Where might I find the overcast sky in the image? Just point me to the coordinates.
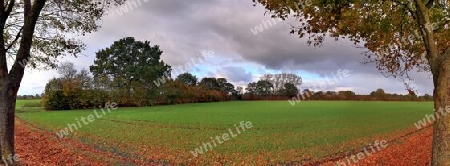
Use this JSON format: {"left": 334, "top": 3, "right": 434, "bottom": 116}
{"left": 19, "top": 0, "right": 434, "bottom": 95}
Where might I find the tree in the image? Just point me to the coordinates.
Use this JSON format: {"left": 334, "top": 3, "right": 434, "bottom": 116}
{"left": 0, "top": 1, "right": 126, "bottom": 164}
{"left": 370, "top": 88, "right": 386, "bottom": 100}
{"left": 338, "top": 90, "right": 356, "bottom": 100}
{"left": 252, "top": 0, "right": 449, "bottom": 163}
{"left": 339, "top": 91, "right": 356, "bottom": 96}
{"left": 423, "top": 93, "right": 433, "bottom": 100}
{"left": 234, "top": 86, "right": 244, "bottom": 100}
{"left": 76, "top": 69, "right": 93, "bottom": 90}
{"left": 222, "top": 82, "right": 236, "bottom": 95}
{"left": 160, "top": 80, "right": 184, "bottom": 104}
{"left": 216, "top": 78, "right": 235, "bottom": 95}
{"left": 280, "top": 83, "right": 299, "bottom": 97}
{"left": 199, "top": 77, "right": 220, "bottom": 91}
{"left": 217, "top": 78, "right": 228, "bottom": 85}
{"left": 236, "top": 86, "right": 244, "bottom": 95}
{"left": 90, "top": 37, "right": 171, "bottom": 104}
{"left": 175, "top": 73, "right": 198, "bottom": 86}
{"left": 56, "top": 62, "right": 92, "bottom": 95}
{"left": 57, "top": 62, "right": 78, "bottom": 80}
{"left": 325, "top": 91, "right": 337, "bottom": 96}
{"left": 245, "top": 82, "right": 257, "bottom": 95}
{"left": 261, "top": 73, "right": 302, "bottom": 93}
{"left": 42, "top": 62, "right": 107, "bottom": 110}
{"left": 302, "top": 89, "right": 313, "bottom": 99}
{"left": 256, "top": 80, "right": 274, "bottom": 96}
{"left": 42, "top": 78, "right": 70, "bottom": 110}
{"left": 313, "top": 91, "right": 325, "bottom": 100}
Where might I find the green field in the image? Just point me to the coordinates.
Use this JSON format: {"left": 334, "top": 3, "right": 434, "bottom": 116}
{"left": 15, "top": 99, "right": 41, "bottom": 108}
{"left": 16, "top": 100, "right": 433, "bottom": 165}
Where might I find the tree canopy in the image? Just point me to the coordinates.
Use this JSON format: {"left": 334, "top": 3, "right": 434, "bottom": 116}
{"left": 2, "top": 0, "right": 127, "bottom": 70}
{"left": 90, "top": 37, "right": 171, "bottom": 91}
{"left": 176, "top": 73, "right": 198, "bottom": 86}
{"left": 252, "top": 0, "right": 449, "bottom": 78}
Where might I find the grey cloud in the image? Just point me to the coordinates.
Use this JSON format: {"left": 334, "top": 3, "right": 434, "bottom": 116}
{"left": 19, "top": 0, "right": 434, "bottom": 94}
{"left": 218, "top": 66, "right": 253, "bottom": 83}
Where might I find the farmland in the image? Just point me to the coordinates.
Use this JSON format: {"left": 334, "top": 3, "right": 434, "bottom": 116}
{"left": 16, "top": 100, "right": 433, "bottom": 165}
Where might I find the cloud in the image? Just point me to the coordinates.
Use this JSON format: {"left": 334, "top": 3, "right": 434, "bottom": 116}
{"left": 18, "top": 0, "right": 433, "bottom": 95}
{"left": 218, "top": 66, "right": 253, "bottom": 83}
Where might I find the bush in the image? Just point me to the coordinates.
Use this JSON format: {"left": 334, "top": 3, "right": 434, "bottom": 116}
{"left": 43, "top": 91, "right": 70, "bottom": 110}
{"left": 43, "top": 89, "right": 111, "bottom": 110}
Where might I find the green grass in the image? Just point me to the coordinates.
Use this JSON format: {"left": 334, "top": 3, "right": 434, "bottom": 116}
{"left": 16, "top": 99, "right": 41, "bottom": 108}
{"left": 15, "top": 99, "right": 43, "bottom": 113}
{"left": 16, "top": 100, "right": 433, "bottom": 164}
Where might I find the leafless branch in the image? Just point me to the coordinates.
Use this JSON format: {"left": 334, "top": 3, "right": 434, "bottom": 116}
{"left": 4, "top": 26, "right": 22, "bottom": 52}
{"left": 5, "top": 0, "right": 15, "bottom": 15}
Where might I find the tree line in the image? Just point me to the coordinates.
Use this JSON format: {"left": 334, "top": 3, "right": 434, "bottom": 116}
{"left": 42, "top": 37, "right": 238, "bottom": 110}
{"left": 17, "top": 94, "right": 42, "bottom": 100}
{"left": 41, "top": 37, "right": 433, "bottom": 110}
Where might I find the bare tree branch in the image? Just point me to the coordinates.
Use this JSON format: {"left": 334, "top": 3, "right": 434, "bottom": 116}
{"left": 9, "top": 0, "right": 46, "bottom": 80}
{"left": 5, "top": 0, "right": 15, "bottom": 16}
{"left": 4, "top": 26, "right": 22, "bottom": 52}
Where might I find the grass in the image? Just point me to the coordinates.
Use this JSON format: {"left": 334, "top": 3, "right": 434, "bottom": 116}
{"left": 16, "top": 100, "right": 433, "bottom": 164}
{"left": 16, "top": 99, "right": 41, "bottom": 108}
{"left": 15, "top": 99, "right": 43, "bottom": 112}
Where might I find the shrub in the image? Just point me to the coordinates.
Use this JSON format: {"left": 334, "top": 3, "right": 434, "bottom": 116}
{"left": 43, "top": 91, "right": 70, "bottom": 110}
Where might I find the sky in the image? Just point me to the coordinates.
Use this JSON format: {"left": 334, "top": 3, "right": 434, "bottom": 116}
{"left": 18, "top": 0, "right": 434, "bottom": 95}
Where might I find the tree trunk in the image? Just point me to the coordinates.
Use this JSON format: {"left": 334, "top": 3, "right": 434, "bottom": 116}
{"left": 0, "top": 78, "right": 17, "bottom": 165}
{"left": 0, "top": 1, "right": 46, "bottom": 165}
{"left": 431, "top": 49, "right": 450, "bottom": 165}
{"left": 412, "top": 0, "right": 450, "bottom": 164}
